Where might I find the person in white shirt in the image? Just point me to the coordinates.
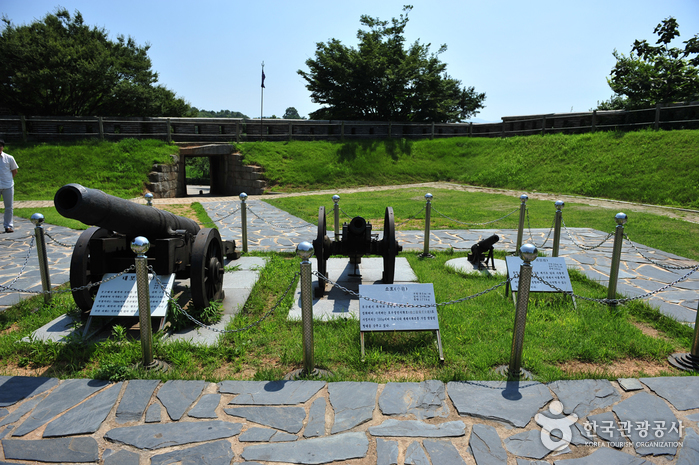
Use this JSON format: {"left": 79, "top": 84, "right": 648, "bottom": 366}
{"left": 0, "top": 140, "right": 19, "bottom": 233}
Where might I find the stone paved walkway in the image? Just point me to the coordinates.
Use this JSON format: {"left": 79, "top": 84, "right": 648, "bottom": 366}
{"left": 1, "top": 191, "right": 699, "bottom": 463}
{"left": 0, "top": 375, "right": 698, "bottom": 464}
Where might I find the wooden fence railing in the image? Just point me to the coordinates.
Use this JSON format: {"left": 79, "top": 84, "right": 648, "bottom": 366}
{"left": 1, "top": 103, "right": 697, "bottom": 143}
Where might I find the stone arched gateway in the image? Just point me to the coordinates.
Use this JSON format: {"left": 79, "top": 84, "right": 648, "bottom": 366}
{"left": 147, "top": 144, "right": 267, "bottom": 198}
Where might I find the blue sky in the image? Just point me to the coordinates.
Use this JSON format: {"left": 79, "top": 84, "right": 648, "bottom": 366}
{"left": 2, "top": 0, "right": 698, "bottom": 122}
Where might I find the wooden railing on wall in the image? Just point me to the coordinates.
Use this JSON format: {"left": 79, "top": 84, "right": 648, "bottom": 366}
{"left": 1, "top": 103, "right": 697, "bottom": 143}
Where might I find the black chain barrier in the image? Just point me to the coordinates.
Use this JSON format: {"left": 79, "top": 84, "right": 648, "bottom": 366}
{"left": 151, "top": 267, "right": 299, "bottom": 334}
{"left": 561, "top": 219, "right": 614, "bottom": 251}
{"left": 526, "top": 208, "right": 555, "bottom": 248}
{"left": 43, "top": 231, "right": 75, "bottom": 248}
{"left": 246, "top": 206, "right": 314, "bottom": 231}
{"left": 200, "top": 205, "right": 241, "bottom": 227}
{"left": 623, "top": 234, "right": 697, "bottom": 270}
{"left": 313, "top": 271, "right": 510, "bottom": 308}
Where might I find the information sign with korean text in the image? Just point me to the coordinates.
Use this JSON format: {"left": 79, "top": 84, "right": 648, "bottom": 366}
{"left": 505, "top": 256, "right": 573, "bottom": 293}
{"left": 358, "top": 283, "right": 439, "bottom": 332}
{"left": 90, "top": 273, "right": 175, "bottom": 318}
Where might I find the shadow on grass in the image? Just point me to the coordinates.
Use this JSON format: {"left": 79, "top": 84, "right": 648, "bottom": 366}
{"left": 338, "top": 138, "right": 413, "bottom": 163}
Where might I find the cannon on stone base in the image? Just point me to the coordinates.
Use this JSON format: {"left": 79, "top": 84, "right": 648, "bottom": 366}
{"left": 54, "top": 183, "right": 238, "bottom": 316}
{"left": 467, "top": 234, "right": 499, "bottom": 270}
{"left": 313, "top": 206, "right": 402, "bottom": 297}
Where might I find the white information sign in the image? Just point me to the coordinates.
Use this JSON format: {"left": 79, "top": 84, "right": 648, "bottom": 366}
{"left": 90, "top": 273, "right": 175, "bottom": 318}
{"left": 505, "top": 256, "right": 573, "bottom": 293}
{"left": 358, "top": 283, "right": 439, "bottom": 332}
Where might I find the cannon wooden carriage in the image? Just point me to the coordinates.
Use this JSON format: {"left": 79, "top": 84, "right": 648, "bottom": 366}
{"left": 313, "top": 206, "right": 402, "bottom": 297}
{"left": 54, "top": 183, "right": 238, "bottom": 317}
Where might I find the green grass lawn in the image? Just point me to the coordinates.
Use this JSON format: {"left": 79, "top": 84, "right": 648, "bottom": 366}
{"left": 0, "top": 250, "right": 692, "bottom": 382}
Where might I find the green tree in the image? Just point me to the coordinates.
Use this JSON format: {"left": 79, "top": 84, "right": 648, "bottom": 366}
{"left": 282, "top": 107, "right": 304, "bottom": 119}
{"left": 602, "top": 17, "right": 699, "bottom": 109}
{"left": 298, "top": 6, "right": 485, "bottom": 122}
{"left": 0, "top": 8, "right": 191, "bottom": 116}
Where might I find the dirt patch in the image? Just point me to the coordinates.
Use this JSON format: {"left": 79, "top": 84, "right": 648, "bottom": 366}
{"left": 0, "top": 322, "right": 19, "bottom": 336}
{"left": 557, "top": 359, "right": 680, "bottom": 377}
{"left": 159, "top": 204, "right": 201, "bottom": 224}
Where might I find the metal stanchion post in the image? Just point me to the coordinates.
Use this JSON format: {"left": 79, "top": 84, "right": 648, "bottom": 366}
{"left": 607, "top": 212, "right": 627, "bottom": 306}
{"left": 299, "top": 242, "right": 314, "bottom": 374}
{"left": 515, "top": 194, "right": 528, "bottom": 254}
{"left": 419, "top": 193, "right": 434, "bottom": 258}
{"left": 132, "top": 237, "right": 153, "bottom": 367}
{"left": 333, "top": 195, "right": 340, "bottom": 242}
{"left": 496, "top": 243, "right": 537, "bottom": 380}
{"left": 668, "top": 299, "right": 699, "bottom": 371}
{"left": 145, "top": 192, "right": 153, "bottom": 207}
{"left": 284, "top": 242, "right": 331, "bottom": 380}
{"left": 552, "top": 200, "right": 564, "bottom": 257}
{"left": 240, "top": 192, "right": 248, "bottom": 253}
{"left": 31, "top": 213, "right": 52, "bottom": 305}
{"left": 131, "top": 236, "right": 168, "bottom": 372}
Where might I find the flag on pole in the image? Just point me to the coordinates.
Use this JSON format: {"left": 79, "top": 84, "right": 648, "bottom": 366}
{"left": 261, "top": 68, "right": 266, "bottom": 88}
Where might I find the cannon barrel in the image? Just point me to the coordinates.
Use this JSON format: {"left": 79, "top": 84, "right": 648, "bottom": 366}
{"left": 54, "top": 183, "right": 200, "bottom": 238}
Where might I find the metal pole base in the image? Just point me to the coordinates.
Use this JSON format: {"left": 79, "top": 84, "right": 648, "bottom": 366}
{"left": 668, "top": 353, "right": 699, "bottom": 372}
{"left": 494, "top": 365, "right": 533, "bottom": 381}
{"left": 283, "top": 367, "right": 333, "bottom": 381}
{"left": 134, "top": 359, "right": 170, "bottom": 373}
{"left": 418, "top": 253, "right": 435, "bottom": 259}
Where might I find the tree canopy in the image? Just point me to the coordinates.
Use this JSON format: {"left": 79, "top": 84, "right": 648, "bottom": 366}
{"left": 282, "top": 107, "right": 304, "bottom": 119}
{"left": 599, "top": 17, "right": 699, "bottom": 110}
{"left": 0, "top": 8, "right": 191, "bottom": 117}
{"left": 297, "top": 6, "right": 485, "bottom": 122}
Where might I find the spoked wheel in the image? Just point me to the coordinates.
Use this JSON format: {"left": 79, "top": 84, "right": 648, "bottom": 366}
{"left": 70, "top": 227, "right": 112, "bottom": 318}
{"left": 382, "top": 207, "right": 399, "bottom": 284}
{"left": 191, "top": 228, "right": 225, "bottom": 309}
{"left": 313, "top": 206, "right": 329, "bottom": 298}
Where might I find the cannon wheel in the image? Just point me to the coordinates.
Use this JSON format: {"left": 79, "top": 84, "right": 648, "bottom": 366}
{"left": 191, "top": 228, "right": 225, "bottom": 309}
{"left": 313, "top": 206, "right": 328, "bottom": 298}
{"left": 70, "top": 226, "right": 112, "bottom": 317}
{"left": 382, "top": 207, "right": 398, "bottom": 284}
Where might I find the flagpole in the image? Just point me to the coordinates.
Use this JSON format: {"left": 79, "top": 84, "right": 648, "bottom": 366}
{"left": 260, "top": 61, "right": 264, "bottom": 142}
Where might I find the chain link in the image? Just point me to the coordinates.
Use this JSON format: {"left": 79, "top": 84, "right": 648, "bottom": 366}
{"left": 431, "top": 206, "right": 519, "bottom": 227}
{"left": 1, "top": 236, "right": 35, "bottom": 290}
{"left": 530, "top": 266, "right": 699, "bottom": 306}
{"left": 202, "top": 205, "right": 241, "bottom": 226}
{"left": 339, "top": 207, "right": 355, "bottom": 220}
{"left": 0, "top": 265, "right": 136, "bottom": 295}
{"left": 623, "top": 234, "right": 697, "bottom": 270}
{"left": 151, "top": 267, "right": 299, "bottom": 334}
{"left": 525, "top": 208, "right": 555, "bottom": 248}
{"left": 393, "top": 205, "right": 427, "bottom": 228}
{"left": 313, "top": 271, "right": 510, "bottom": 307}
{"left": 246, "top": 206, "right": 313, "bottom": 231}
{"left": 561, "top": 220, "right": 614, "bottom": 251}
{"left": 43, "top": 231, "right": 75, "bottom": 248}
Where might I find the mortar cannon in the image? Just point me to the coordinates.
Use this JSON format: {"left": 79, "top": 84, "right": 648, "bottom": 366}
{"left": 54, "top": 183, "right": 238, "bottom": 316}
{"left": 467, "top": 234, "right": 499, "bottom": 270}
{"left": 313, "top": 206, "right": 402, "bottom": 297}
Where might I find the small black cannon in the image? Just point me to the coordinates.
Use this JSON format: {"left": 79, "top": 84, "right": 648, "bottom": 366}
{"left": 313, "top": 206, "right": 402, "bottom": 297}
{"left": 467, "top": 234, "right": 499, "bottom": 270}
{"left": 54, "top": 183, "right": 238, "bottom": 316}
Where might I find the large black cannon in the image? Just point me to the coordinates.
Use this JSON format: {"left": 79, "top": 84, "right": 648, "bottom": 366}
{"left": 313, "top": 206, "right": 402, "bottom": 297}
{"left": 54, "top": 183, "right": 238, "bottom": 316}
